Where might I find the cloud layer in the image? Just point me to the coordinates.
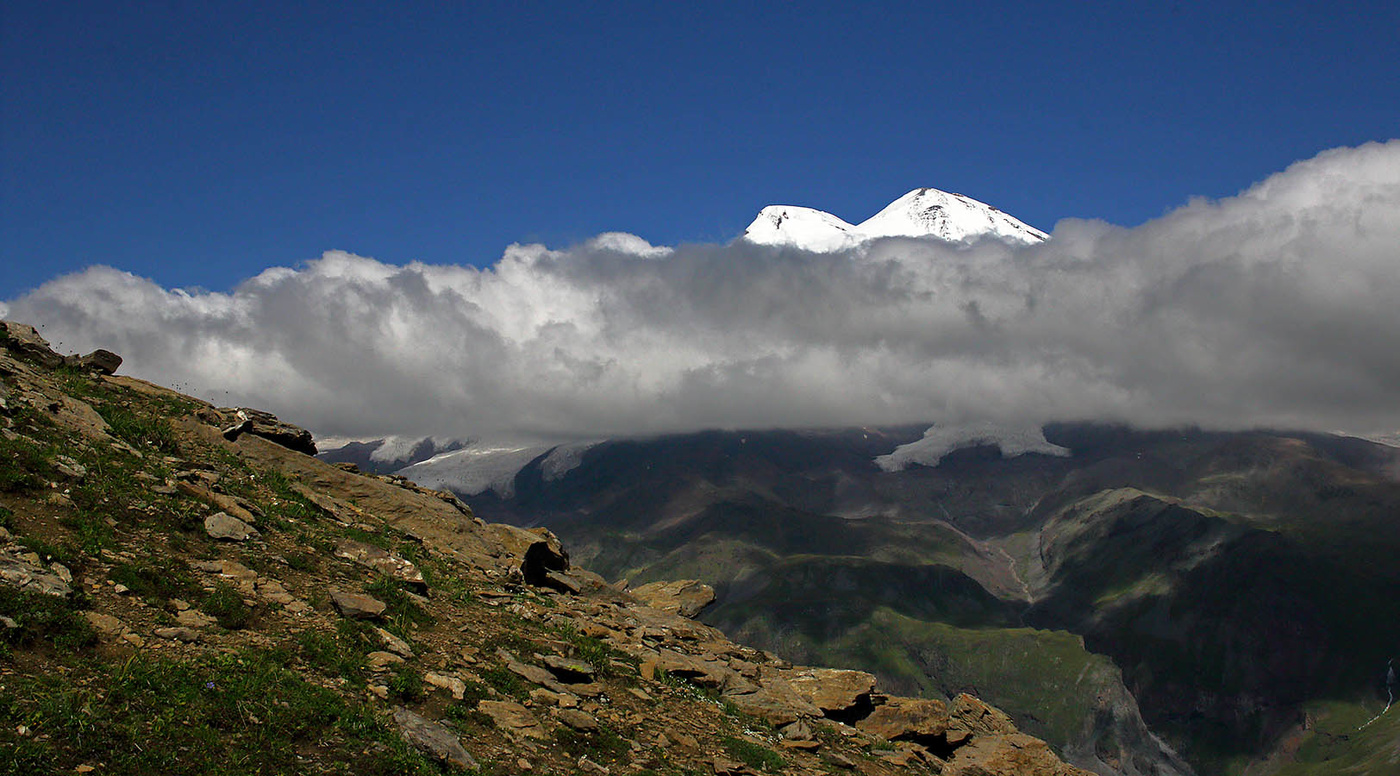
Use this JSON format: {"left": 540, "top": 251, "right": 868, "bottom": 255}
{"left": 6, "top": 142, "right": 1400, "bottom": 443}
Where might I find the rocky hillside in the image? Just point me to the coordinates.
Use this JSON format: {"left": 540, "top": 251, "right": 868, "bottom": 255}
{"left": 0, "top": 318, "right": 1088, "bottom": 776}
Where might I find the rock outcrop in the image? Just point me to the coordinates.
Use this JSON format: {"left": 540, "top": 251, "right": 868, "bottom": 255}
{"left": 629, "top": 578, "right": 716, "bottom": 617}
{"left": 220, "top": 407, "right": 318, "bottom": 456}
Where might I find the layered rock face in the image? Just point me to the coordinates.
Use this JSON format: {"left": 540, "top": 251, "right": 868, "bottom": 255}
{"left": 0, "top": 319, "right": 1088, "bottom": 775}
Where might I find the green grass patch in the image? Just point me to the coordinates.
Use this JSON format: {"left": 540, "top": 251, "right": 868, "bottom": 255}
{"left": 720, "top": 736, "right": 785, "bottom": 772}
{"left": 554, "top": 723, "right": 630, "bottom": 765}
{"left": 109, "top": 558, "right": 200, "bottom": 606}
{"left": 200, "top": 582, "right": 253, "bottom": 630}
{"left": 95, "top": 403, "right": 179, "bottom": 455}
{"left": 57, "top": 512, "right": 113, "bottom": 557}
{"left": 0, "top": 433, "right": 51, "bottom": 492}
{"left": 0, "top": 648, "right": 448, "bottom": 775}
{"left": 479, "top": 664, "right": 531, "bottom": 701}
{"left": 0, "top": 586, "right": 96, "bottom": 653}
{"left": 387, "top": 664, "right": 425, "bottom": 702}
{"left": 296, "top": 621, "right": 376, "bottom": 684}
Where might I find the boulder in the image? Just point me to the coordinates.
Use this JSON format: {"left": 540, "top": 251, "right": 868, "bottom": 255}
{"left": 221, "top": 408, "right": 317, "bottom": 456}
{"left": 629, "top": 579, "right": 715, "bottom": 618}
{"left": 722, "top": 667, "right": 822, "bottom": 726}
{"left": 784, "top": 667, "right": 876, "bottom": 718}
{"left": 63, "top": 349, "right": 122, "bottom": 375}
{"left": 83, "top": 612, "right": 143, "bottom": 646}
{"left": 329, "top": 589, "right": 387, "bottom": 619}
{"left": 542, "top": 655, "right": 596, "bottom": 683}
{"left": 948, "top": 692, "right": 1017, "bottom": 736}
{"left": 204, "top": 511, "right": 260, "bottom": 541}
{"left": 855, "top": 697, "right": 954, "bottom": 743}
{"left": 176, "top": 610, "right": 217, "bottom": 629}
{"left": 490, "top": 523, "right": 569, "bottom": 586}
{"left": 154, "top": 626, "right": 202, "bottom": 643}
{"left": 943, "top": 732, "right": 1094, "bottom": 776}
{"left": 368, "top": 651, "right": 405, "bottom": 669}
{"left": 393, "top": 707, "right": 478, "bottom": 770}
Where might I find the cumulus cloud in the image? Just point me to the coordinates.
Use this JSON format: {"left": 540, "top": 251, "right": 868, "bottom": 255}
{"left": 6, "top": 142, "right": 1400, "bottom": 443}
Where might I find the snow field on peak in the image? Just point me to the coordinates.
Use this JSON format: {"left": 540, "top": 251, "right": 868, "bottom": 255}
{"left": 741, "top": 187, "right": 1048, "bottom": 252}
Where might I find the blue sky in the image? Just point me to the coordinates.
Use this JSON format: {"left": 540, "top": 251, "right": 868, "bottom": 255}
{"left": 3, "top": 0, "right": 1398, "bottom": 300}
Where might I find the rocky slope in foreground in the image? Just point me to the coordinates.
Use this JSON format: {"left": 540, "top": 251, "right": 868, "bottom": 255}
{"left": 0, "top": 318, "right": 1088, "bottom": 776}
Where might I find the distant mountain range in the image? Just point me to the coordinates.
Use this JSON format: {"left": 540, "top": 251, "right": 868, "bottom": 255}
{"left": 329, "top": 423, "right": 1400, "bottom": 776}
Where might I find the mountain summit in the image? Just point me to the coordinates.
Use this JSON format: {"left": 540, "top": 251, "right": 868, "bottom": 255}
{"left": 741, "top": 187, "right": 1048, "bottom": 251}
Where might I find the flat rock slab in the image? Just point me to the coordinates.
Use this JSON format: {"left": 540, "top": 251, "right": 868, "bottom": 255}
{"left": 542, "top": 654, "right": 596, "bottom": 683}
{"left": 478, "top": 700, "right": 547, "bottom": 739}
{"left": 856, "top": 697, "right": 952, "bottom": 742}
{"left": 784, "top": 667, "right": 876, "bottom": 715}
{"left": 154, "top": 626, "right": 203, "bottom": 643}
{"left": 424, "top": 672, "right": 466, "bottom": 700}
{"left": 393, "top": 707, "right": 478, "bottom": 770}
{"left": 204, "top": 511, "right": 260, "bottom": 541}
{"left": 330, "top": 589, "right": 386, "bottom": 619}
{"left": 629, "top": 579, "right": 715, "bottom": 618}
{"left": 0, "top": 551, "right": 73, "bottom": 597}
{"left": 556, "top": 708, "right": 599, "bottom": 731}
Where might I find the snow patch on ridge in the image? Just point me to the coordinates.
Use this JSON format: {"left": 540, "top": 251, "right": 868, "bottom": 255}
{"left": 875, "top": 422, "right": 1071, "bottom": 471}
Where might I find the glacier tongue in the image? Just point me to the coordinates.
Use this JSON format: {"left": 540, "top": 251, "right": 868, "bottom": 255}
{"left": 875, "top": 422, "right": 1070, "bottom": 471}
{"left": 740, "top": 187, "right": 1047, "bottom": 252}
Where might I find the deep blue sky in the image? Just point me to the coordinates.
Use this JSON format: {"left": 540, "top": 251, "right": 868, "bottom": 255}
{"left": 4, "top": 1, "right": 1397, "bottom": 299}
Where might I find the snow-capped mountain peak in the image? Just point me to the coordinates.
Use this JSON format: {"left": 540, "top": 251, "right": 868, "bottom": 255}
{"left": 859, "top": 188, "right": 1049, "bottom": 245}
{"left": 741, "top": 205, "right": 860, "bottom": 252}
{"left": 740, "top": 187, "right": 1048, "bottom": 252}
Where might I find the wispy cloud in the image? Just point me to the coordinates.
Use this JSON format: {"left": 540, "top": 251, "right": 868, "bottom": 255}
{"left": 7, "top": 142, "right": 1399, "bottom": 442}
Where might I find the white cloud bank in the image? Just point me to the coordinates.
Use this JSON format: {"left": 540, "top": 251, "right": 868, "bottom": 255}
{"left": 6, "top": 142, "right": 1400, "bottom": 443}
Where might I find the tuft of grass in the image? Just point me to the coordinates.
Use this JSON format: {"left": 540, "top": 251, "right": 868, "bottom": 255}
{"left": 480, "top": 665, "right": 531, "bottom": 701}
{"left": 95, "top": 403, "right": 178, "bottom": 455}
{"left": 387, "top": 664, "right": 424, "bottom": 702}
{"left": 720, "top": 736, "right": 785, "bottom": 773}
{"left": 551, "top": 621, "right": 638, "bottom": 679}
{"left": 260, "top": 469, "right": 325, "bottom": 523}
{"left": 200, "top": 582, "right": 253, "bottom": 630}
{"left": 297, "top": 621, "right": 376, "bottom": 685}
{"left": 0, "top": 504, "right": 14, "bottom": 531}
{"left": 363, "top": 576, "right": 433, "bottom": 639}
